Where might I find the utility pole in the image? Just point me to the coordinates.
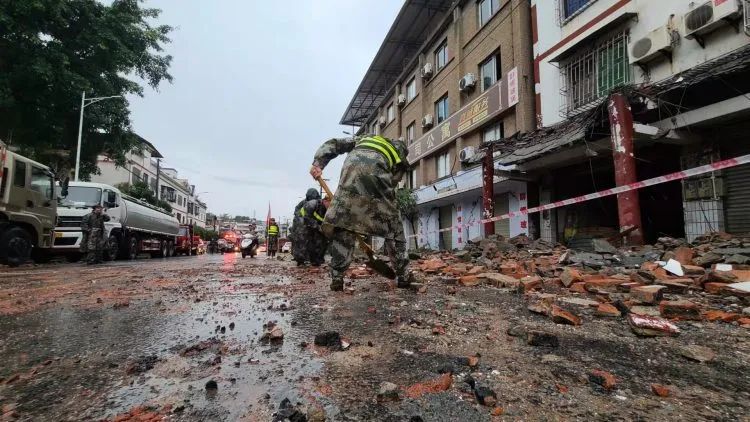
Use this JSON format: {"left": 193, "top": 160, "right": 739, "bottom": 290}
{"left": 156, "top": 158, "right": 161, "bottom": 200}
{"left": 74, "top": 91, "right": 123, "bottom": 181}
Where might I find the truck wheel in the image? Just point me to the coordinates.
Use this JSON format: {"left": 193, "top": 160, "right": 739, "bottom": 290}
{"left": 160, "top": 240, "right": 168, "bottom": 258}
{"left": 105, "top": 235, "right": 119, "bottom": 261}
{"left": 127, "top": 237, "right": 138, "bottom": 260}
{"left": 0, "top": 227, "right": 33, "bottom": 267}
{"left": 167, "top": 241, "right": 176, "bottom": 257}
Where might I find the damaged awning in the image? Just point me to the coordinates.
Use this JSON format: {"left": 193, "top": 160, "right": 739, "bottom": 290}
{"left": 489, "top": 43, "right": 750, "bottom": 169}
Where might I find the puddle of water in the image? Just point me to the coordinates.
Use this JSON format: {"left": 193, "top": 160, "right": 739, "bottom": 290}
{"left": 0, "top": 288, "right": 322, "bottom": 421}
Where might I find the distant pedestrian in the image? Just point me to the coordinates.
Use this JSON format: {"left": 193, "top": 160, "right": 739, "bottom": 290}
{"left": 267, "top": 218, "right": 280, "bottom": 258}
{"left": 80, "top": 204, "right": 110, "bottom": 265}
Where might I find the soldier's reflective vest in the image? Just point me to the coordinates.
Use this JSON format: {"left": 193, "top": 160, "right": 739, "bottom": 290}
{"left": 268, "top": 225, "right": 279, "bottom": 236}
{"left": 300, "top": 208, "right": 324, "bottom": 222}
{"left": 356, "top": 136, "right": 401, "bottom": 169}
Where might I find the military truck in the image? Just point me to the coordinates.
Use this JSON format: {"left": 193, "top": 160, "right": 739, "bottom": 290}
{"left": 0, "top": 142, "right": 58, "bottom": 266}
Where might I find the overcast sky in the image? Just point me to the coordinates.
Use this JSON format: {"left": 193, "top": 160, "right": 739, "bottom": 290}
{"left": 127, "top": 0, "right": 402, "bottom": 221}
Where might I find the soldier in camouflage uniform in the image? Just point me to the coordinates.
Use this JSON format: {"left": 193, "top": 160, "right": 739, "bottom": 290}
{"left": 290, "top": 189, "right": 331, "bottom": 266}
{"left": 80, "top": 204, "right": 110, "bottom": 265}
{"left": 310, "top": 135, "right": 413, "bottom": 291}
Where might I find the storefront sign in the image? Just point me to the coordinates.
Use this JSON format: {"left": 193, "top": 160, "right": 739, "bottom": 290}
{"left": 407, "top": 67, "right": 519, "bottom": 163}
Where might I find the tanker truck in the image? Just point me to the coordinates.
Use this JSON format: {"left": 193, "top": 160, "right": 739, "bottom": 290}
{"left": 53, "top": 182, "right": 180, "bottom": 260}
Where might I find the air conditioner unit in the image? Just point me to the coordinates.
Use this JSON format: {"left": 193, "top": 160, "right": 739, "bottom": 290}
{"left": 459, "top": 73, "right": 477, "bottom": 92}
{"left": 421, "top": 63, "right": 433, "bottom": 79}
{"left": 459, "top": 146, "right": 476, "bottom": 163}
{"left": 378, "top": 116, "right": 387, "bottom": 126}
{"left": 397, "top": 94, "right": 407, "bottom": 106}
{"left": 421, "top": 114, "right": 434, "bottom": 128}
{"left": 684, "top": 0, "right": 741, "bottom": 40}
{"left": 628, "top": 25, "right": 674, "bottom": 65}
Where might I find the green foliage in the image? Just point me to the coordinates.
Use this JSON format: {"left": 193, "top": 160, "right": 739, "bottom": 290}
{"left": 395, "top": 188, "right": 418, "bottom": 220}
{"left": 234, "top": 215, "right": 251, "bottom": 222}
{"left": 396, "top": 187, "right": 419, "bottom": 248}
{"left": 0, "top": 0, "right": 173, "bottom": 178}
{"left": 116, "top": 181, "right": 172, "bottom": 213}
{"left": 193, "top": 225, "right": 217, "bottom": 240}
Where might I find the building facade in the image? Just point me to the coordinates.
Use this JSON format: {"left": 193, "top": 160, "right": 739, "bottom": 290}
{"left": 521, "top": 0, "right": 750, "bottom": 244}
{"left": 341, "top": 0, "right": 537, "bottom": 250}
{"left": 92, "top": 137, "right": 209, "bottom": 228}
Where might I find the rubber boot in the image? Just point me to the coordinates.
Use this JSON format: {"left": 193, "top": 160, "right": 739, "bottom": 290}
{"left": 330, "top": 277, "right": 344, "bottom": 292}
{"left": 397, "top": 271, "right": 415, "bottom": 289}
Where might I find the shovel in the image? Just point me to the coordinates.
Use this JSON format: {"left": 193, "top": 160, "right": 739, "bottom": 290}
{"left": 316, "top": 176, "right": 397, "bottom": 279}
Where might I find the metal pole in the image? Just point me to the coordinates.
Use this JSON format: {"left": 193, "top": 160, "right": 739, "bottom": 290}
{"left": 74, "top": 91, "right": 86, "bottom": 181}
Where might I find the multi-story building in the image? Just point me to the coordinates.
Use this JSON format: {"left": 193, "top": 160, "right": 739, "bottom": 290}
{"left": 516, "top": 0, "right": 750, "bottom": 244}
{"left": 93, "top": 136, "right": 209, "bottom": 228}
{"left": 341, "top": 0, "right": 537, "bottom": 250}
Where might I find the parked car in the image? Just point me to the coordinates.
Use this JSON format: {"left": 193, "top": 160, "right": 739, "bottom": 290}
{"left": 281, "top": 242, "right": 292, "bottom": 253}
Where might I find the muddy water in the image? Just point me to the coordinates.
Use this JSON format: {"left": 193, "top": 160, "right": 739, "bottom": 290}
{"left": 0, "top": 255, "right": 323, "bottom": 421}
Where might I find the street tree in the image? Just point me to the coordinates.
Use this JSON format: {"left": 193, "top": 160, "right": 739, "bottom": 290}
{"left": 0, "top": 0, "right": 173, "bottom": 178}
{"left": 116, "top": 181, "right": 172, "bottom": 213}
{"left": 396, "top": 188, "right": 419, "bottom": 249}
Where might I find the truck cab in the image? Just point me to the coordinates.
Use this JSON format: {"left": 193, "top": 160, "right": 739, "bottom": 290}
{"left": 54, "top": 182, "right": 122, "bottom": 260}
{"left": 0, "top": 142, "right": 57, "bottom": 266}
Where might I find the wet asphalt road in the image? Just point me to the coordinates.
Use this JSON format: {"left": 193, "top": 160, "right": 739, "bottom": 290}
{"left": 0, "top": 253, "right": 323, "bottom": 421}
{"left": 3, "top": 253, "right": 750, "bottom": 421}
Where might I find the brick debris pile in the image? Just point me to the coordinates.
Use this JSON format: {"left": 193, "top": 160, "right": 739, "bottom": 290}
{"left": 413, "top": 232, "right": 750, "bottom": 335}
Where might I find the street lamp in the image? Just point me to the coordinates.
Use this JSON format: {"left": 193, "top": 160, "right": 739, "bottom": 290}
{"left": 74, "top": 91, "right": 124, "bottom": 181}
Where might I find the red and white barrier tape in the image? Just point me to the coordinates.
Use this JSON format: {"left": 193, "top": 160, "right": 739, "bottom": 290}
{"left": 409, "top": 154, "right": 750, "bottom": 238}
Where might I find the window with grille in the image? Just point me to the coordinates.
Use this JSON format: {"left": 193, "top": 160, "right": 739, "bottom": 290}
{"left": 560, "top": 31, "right": 631, "bottom": 116}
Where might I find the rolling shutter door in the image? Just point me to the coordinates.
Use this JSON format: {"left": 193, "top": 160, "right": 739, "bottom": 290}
{"left": 725, "top": 165, "right": 750, "bottom": 235}
{"left": 720, "top": 125, "right": 750, "bottom": 235}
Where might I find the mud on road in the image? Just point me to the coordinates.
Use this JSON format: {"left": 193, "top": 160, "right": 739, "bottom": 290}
{"left": 1, "top": 254, "right": 749, "bottom": 421}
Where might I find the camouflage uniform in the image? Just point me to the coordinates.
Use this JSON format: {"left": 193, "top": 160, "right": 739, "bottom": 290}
{"left": 81, "top": 210, "right": 110, "bottom": 264}
{"left": 291, "top": 188, "right": 326, "bottom": 265}
{"left": 312, "top": 135, "right": 410, "bottom": 290}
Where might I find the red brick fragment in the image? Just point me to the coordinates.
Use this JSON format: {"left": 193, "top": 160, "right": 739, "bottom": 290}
{"left": 551, "top": 305, "right": 581, "bottom": 326}
{"left": 703, "top": 310, "right": 741, "bottom": 322}
{"left": 704, "top": 282, "right": 730, "bottom": 294}
{"left": 596, "top": 303, "right": 621, "bottom": 317}
{"left": 404, "top": 373, "right": 453, "bottom": 398}
{"left": 651, "top": 383, "right": 671, "bottom": 397}
{"left": 459, "top": 275, "right": 480, "bottom": 286}
{"left": 630, "top": 285, "right": 666, "bottom": 304}
{"left": 659, "top": 300, "right": 702, "bottom": 321}
{"left": 589, "top": 370, "right": 617, "bottom": 391}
